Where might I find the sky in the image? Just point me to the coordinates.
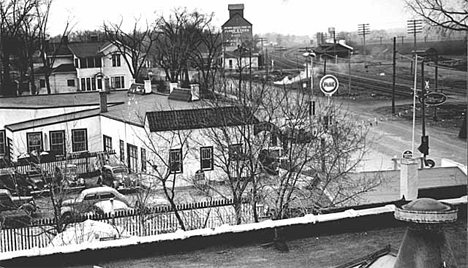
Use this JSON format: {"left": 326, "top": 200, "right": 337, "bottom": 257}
{"left": 47, "top": 0, "right": 414, "bottom": 37}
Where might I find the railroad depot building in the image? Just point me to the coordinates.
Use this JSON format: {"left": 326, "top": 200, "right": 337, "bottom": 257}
{"left": 0, "top": 89, "right": 259, "bottom": 187}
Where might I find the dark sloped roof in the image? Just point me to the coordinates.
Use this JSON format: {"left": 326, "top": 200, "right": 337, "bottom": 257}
{"left": 146, "top": 106, "right": 259, "bottom": 132}
{"left": 222, "top": 14, "right": 252, "bottom": 28}
{"left": 46, "top": 42, "right": 73, "bottom": 57}
{"left": 53, "top": 64, "right": 76, "bottom": 73}
{"left": 67, "top": 42, "right": 107, "bottom": 58}
{"left": 168, "top": 88, "right": 192, "bottom": 102}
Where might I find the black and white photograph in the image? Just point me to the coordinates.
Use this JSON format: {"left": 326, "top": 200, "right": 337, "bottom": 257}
{"left": 0, "top": 0, "right": 466, "bottom": 267}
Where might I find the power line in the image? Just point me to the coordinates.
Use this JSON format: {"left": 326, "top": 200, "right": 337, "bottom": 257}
{"left": 358, "top": 23, "right": 370, "bottom": 68}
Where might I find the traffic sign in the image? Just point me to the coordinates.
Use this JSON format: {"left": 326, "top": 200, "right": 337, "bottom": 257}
{"left": 319, "top": 75, "right": 339, "bottom": 96}
{"left": 402, "top": 150, "right": 413, "bottom": 159}
{"left": 420, "top": 92, "right": 447, "bottom": 106}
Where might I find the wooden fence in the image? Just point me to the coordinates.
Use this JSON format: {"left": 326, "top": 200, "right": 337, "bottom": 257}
{"left": 1, "top": 199, "right": 258, "bottom": 253}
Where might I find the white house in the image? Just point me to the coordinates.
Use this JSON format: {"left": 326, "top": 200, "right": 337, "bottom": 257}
{"left": 0, "top": 89, "right": 259, "bottom": 187}
{"left": 34, "top": 38, "right": 134, "bottom": 94}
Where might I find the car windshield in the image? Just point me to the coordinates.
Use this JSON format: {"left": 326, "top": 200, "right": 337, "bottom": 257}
{"left": 113, "top": 167, "right": 128, "bottom": 174}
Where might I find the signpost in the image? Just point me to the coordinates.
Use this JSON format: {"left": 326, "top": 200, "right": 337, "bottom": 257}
{"left": 419, "top": 92, "right": 447, "bottom": 106}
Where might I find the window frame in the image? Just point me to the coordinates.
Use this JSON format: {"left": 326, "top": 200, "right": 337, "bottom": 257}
{"left": 112, "top": 54, "right": 121, "bottom": 67}
{"left": 200, "top": 146, "right": 214, "bottom": 171}
{"left": 119, "top": 140, "right": 125, "bottom": 162}
{"left": 228, "top": 143, "right": 243, "bottom": 161}
{"left": 0, "top": 130, "right": 5, "bottom": 156}
{"left": 26, "top": 132, "right": 43, "bottom": 154}
{"left": 71, "top": 129, "right": 88, "bottom": 152}
{"left": 169, "top": 148, "right": 183, "bottom": 174}
{"left": 49, "top": 130, "right": 66, "bottom": 156}
{"left": 141, "top": 148, "right": 147, "bottom": 172}
{"left": 127, "top": 143, "right": 138, "bottom": 173}
{"left": 103, "top": 135, "right": 112, "bottom": 152}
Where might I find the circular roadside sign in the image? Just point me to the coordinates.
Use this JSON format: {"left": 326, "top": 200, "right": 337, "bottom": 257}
{"left": 402, "top": 150, "right": 413, "bottom": 159}
{"left": 319, "top": 75, "right": 339, "bottom": 96}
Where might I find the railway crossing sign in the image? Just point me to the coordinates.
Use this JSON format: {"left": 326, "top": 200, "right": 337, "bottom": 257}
{"left": 319, "top": 75, "right": 339, "bottom": 96}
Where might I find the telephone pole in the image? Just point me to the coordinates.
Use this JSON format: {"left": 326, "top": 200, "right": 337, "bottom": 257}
{"left": 407, "top": 19, "right": 423, "bottom": 74}
{"left": 358, "top": 23, "right": 370, "bottom": 68}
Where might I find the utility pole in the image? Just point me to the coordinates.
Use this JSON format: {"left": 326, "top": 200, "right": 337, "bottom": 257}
{"left": 407, "top": 19, "right": 423, "bottom": 75}
{"left": 398, "top": 36, "right": 406, "bottom": 46}
{"left": 392, "top": 37, "right": 396, "bottom": 114}
{"left": 328, "top": 27, "right": 337, "bottom": 64}
{"left": 358, "top": 23, "right": 370, "bottom": 68}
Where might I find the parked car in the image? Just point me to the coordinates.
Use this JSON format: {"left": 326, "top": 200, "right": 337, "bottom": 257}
{"left": 99, "top": 165, "right": 139, "bottom": 190}
{"left": 62, "top": 164, "right": 86, "bottom": 189}
{"left": 0, "top": 168, "right": 40, "bottom": 196}
{"left": 88, "top": 199, "right": 133, "bottom": 216}
{"left": 61, "top": 186, "right": 131, "bottom": 222}
{"left": 0, "top": 189, "right": 38, "bottom": 227}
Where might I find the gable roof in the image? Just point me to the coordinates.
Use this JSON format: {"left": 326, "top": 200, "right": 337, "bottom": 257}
{"left": 222, "top": 13, "right": 252, "bottom": 28}
{"left": 67, "top": 41, "right": 107, "bottom": 58}
{"left": 146, "top": 106, "right": 259, "bottom": 132}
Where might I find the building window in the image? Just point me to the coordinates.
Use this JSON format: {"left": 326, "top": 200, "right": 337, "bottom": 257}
{"left": 86, "top": 78, "right": 91, "bottom": 91}
{"left": 67, "top": 79, "right": 75, "bottom": 87}
{"left": 27, "top": 132, "right": 43, "bottom": 154}
{"left": 97, "top": 78, "right": 103, "bottom": 90}
{"left": 228, "top": 144, "right": 242, "bottom": 161}
{"left": 39, "top": 79, "right": 46, "bottom": 88}
{"left": 92, "top": 78, "right": 96, "bottom": 90}
{"left": 71, "top": 129, "right": 88, "bottom": 152}
{"left": 74, "top": 59, "right": 79, "bottom": 68}
{"left": 127, "top": 143, "right": 138, "bottom": 173}
{"left": 141, "top": 148, "right": 146, "bottom": 172}
{"left": 0, "top": 130, "right": 5, "bottom": 156}
{"left": 95, "top": 57, "right": 102, "bottom": 68}
{"left": 200, "top": 146, "right": 213, "bottom": 170}
{"left": 80, "top": 78, "right": 85, "bottom": 91}
{"left": 112, "top": 54, "right": 121, "bottom": 67}
{"left": 80, "top": 58, "right": 87, "bottom": 68}
{"left": 119, "top": 140, "right": 125, "bottom": 162}
{"left": 169, "top": 148, "right": 182, "bottom": 174}
{"left": 103, "top": 135, "right": 112, "bottom": 152}
{"left": 50, "top": 130, "right": 66, "bottom": 156}
{"left": 111, "top": 76, "right": 125, "bottom": 89}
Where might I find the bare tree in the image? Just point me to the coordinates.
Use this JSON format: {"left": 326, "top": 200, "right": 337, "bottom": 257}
{"left": 0, "top": 0, "right": 38, "bottom": 96}
{"left": 152, "top": 9, "right": 212, "bottom": 84}
{"left": 405, "top": 0, "right": 468, "bottom": 31}
{"left": 103, "top": 17, "right": 157, "bottom": 81}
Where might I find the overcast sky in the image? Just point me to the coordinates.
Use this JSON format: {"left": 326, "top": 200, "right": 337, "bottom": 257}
{"left": 48, "top": 0, "right": 413, "bottom": 36}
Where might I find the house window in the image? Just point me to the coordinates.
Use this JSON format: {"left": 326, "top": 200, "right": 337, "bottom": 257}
{"left": 169, "top": 148, "right": 182, "bottom": 173}
{"left": 200, "top": 146, "right": 213, "bottom": 170}
{"left": 0, "top": 130, "right": 5, "bottom": 156}
{"left": 74, "top": 59, "right": 79, "bottom": 68}
{"left": 50, "top": 130, "right": 66, "bottom": 156}
{"left": 228, "top": 144, "right": 242, "bottom": 161}
{"left": 97, "top": 78, "right": 103, "bottom": 90}
{"left": 92, "top": 78, "right": 96, "bottom": 90}
{"left": 95, "top": 57, "right": 102, "bottom": 68}
{"left": 141, "top": 148, "right": 146, "bottom": 172}
{"left": 119, "top": 140, "right": 125, "bottom": 162}
{"left": 71, "top": 129, "right": 88, "bottom": 152}
{"left": 27, "top": 132, "right": 43, "bottom": 154}
{"left": 86, "top": 57, "right": 95, "bottom": 68}
{"left": 229, "top": 60, "right": 233, "bottom": 69}
{"left": 39, "top": 79, "right": 46, "bottom": 88}
{"left": 80, "top": 78, "right": 85, "bottom": 91}
{"left": 112, "top": 54, "right": 121, "bottom": 67}
{"left": 67, "top": 79, "right": 75, "bottom": 87}
{"left": 80, "top": 58, "right": 87, "bottom": 68}
{"left": 103, "top": 135, "right": 112, "bottom": 152}
{"left": 127, "top": 143, "right": 138, "bottom": 173}
{"left": 86, "top": 78, "right": 91, "bottom": 91}
{"left": 111, "top": 76, "right": 125, "bottom": 89}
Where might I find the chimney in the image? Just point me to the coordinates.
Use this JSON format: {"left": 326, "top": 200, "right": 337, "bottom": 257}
{"left": 169, "top": 82, "right": 178, "bottom": 93}
{"left": 190, "top": 84, "right": 200, "bottom": 101}
{"left": 144, "top": 80, "right": 152, "bottom": 94}
{"left": 99, "top": 91, "right": 108, "bottom": 113}
{"left": 228, "top": 4, "right": 244, "bottom": 18}
{"left": 393, "top": 198, "right": 458, "bottom": 268}
{"left": 400, "top": 157, "right": 419, "bottom": 200}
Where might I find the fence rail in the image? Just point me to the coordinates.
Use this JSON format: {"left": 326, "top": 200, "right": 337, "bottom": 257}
{"left": 1, "top": 199, "right": 258, "bottom": 253}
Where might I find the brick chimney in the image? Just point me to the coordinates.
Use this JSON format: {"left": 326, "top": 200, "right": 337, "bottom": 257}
{"left": 400, "top": 158, "right": 419, "bottom": 200}
{"left": 393, "top": 198, "right": 458, "bottom": 268}
{"left": 99, "top": 91, "right": 108, "bottom": 113}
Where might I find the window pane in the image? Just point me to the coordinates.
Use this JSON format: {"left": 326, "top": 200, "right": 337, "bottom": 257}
{"left": 72, "top": 129, "right": 87, "bottom": 152}
{"left": 81, "top": 78, "right": 86, "bottom": 91}
{"left": 86, "top": 78, "right": 91, "bottom": 91}
{"left": 200, "top": 147, "right": 213, "bottom": 170}
{"left": 27, "top": 132, "right": 42, "bottom": 153}
{"left": 169, "top": 149, "right": 182, "bottom": 173}
{"left": 50, "top": 131, "right": 65, "bottom": 155}
{"left": 141, "top": 148, "right": 146, "bottom": 172}
{"left": 0, "top": 130, "right": 5, "bottom": 155}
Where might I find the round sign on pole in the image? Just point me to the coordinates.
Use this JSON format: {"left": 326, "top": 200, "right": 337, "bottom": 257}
{"left": 402, "top": 150, "right": 413, "bottom": 159}
{"left": 319, "top": 75, "right": 339, "bottom": 96}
